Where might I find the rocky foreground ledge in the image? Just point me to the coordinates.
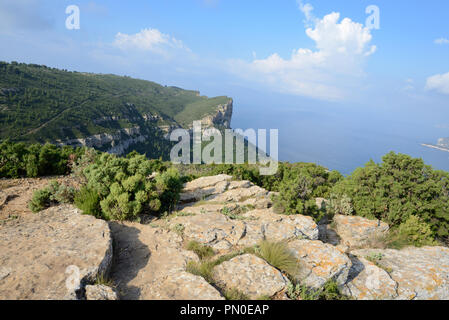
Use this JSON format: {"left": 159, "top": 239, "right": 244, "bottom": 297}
{"left": 1, "top": 175, "right": 449, "bottom": 300}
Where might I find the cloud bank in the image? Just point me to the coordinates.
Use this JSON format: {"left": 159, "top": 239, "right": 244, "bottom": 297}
{"left": 434, "top": 38, "right": 449, "bottom": 45}
{"left": 113, "top": 28, "right": 190, "bottom": 56}
{"left": 227, "top": 2, "right": 376, "bottom": 101}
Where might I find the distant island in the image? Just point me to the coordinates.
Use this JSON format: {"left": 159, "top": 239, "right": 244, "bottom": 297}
{"left": 421, "top": 137, "right": 449, "bottom": 153}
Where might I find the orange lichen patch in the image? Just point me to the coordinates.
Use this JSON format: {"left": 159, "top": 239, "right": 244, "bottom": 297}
{"left": 288, "top": 239, "right": 351, "bottom": 289}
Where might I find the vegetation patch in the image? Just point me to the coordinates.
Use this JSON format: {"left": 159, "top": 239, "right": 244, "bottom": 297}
{"left": 365, "top": 252, "right": 393, "bottom": 273}
{"left": 74, "top": 150, "right": 183, "bottom": 221}
{"left": 223, "top": 288, "right": 249, "bottom": 300}
{"left": 256, "top": 241, "right": 298, "bottom": 278}
{"left": 0, "top": 140, "right": 82, "bottom": 178}
{"left": 331, "top": 152, "right": 449, "bottom": 245}
{"left": 186, "top": 241, "right": 215, "bottom": 260}
{"left": 28, "top": 180, "right": 75, "bottom": 213}
{"left": 286, "top": 280, "right": 348, "bottom": 300}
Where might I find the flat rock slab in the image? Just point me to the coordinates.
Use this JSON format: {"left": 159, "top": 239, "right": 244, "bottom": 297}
{"left": 333, "top": 215, "right": 389, "bottom": 248}
{"left": 150, "top": 271, "right": 225, "bottom": 300}
{"left": 240, "top": 209, "right": 319, "bottom": 245}
{"left": 213, "top": 254, "right": 288, "bottom": 299}
{"left": 288, "top": 240, "right": 352, "bottom": 289}
{"left": 169, "top": 208, "right": 320, "bottom": 250}
{"left": 169, "top": 213, "right": 246, "bottom": 250}
{"left": 342, "top": 256, "right": 398, "bottom": 300}
{"left": 350, "top": 247, "right": 449, "bottom": 300}
{"left": 180, "top": 174, "right": 232, "bottom": 203}
{"left": 109, "top": 222, "right": 223, "bottom": 300}
{"left": 0, "top": 205, "right": 112, "bottom": 300}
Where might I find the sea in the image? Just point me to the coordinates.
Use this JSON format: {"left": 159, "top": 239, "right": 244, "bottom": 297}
{"left": 231, "top": 101, "right": 449, "bottom": 176}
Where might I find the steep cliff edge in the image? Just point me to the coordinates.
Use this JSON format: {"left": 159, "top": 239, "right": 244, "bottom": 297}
{"left": 198, "top": 99, "right": 233, "bottom": 129}
{"left": 0, "top": 62, "right": 233, "bottom": 157}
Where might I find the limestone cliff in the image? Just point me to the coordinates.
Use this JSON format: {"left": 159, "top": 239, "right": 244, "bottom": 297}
{"left": 53, "top": 99, "right": 233, "bottom": 156}
{"left": 198, "top": 99, "right": 233, "bottom": 129}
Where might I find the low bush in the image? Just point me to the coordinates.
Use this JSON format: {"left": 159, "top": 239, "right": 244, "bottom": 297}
{"left": 28, "top": 180, "right": 76, "bottom": 213}
{"left": 78, "top": 152, "right": 182, "bottom": 221}
{"left": 287, "top": 280, "right": 348, "bottom": 300}
{"left": 328, "top": 193, "right": 353, "bottom": 216}
{"left": 0, "top": 140, "right": 83, "bottom": 178}
{"left": 387, "top": 215, "right": 439, "bottom": 249}
{"left": 331, "top": 152, "right": 449, "bottom": 244}
{"left": 48, "top": 180, "right": 75, "bottom": 204}
{"left": 271, "top": 163, "right": 342, "bottom": 221}
{"left": 28, "top": 188, "right": 52, "bottom": 213}
{"left": 74, "top": 187, "right": 101, "bottom": 218}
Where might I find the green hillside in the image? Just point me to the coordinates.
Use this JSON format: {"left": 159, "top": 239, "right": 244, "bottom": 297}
{"left": 0, "top": 61, "right": 231, "bottom": 143}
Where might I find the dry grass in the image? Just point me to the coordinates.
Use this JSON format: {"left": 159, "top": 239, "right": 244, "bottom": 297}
{"left": 257, "top": 241, "right": 298, "bottom": 277}
{"left": 186, "top": 241, "right": 215, "bottom": 260}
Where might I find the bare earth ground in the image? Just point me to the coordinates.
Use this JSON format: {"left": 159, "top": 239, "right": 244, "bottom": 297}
{"left": 0, "top": 176, "right": 73, "bottom": 222}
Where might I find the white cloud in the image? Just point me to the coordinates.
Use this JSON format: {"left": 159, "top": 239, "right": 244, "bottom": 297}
{"left": 228, "top": 5, "right": 376, "bottom": 101}
{"left": 113, "top": 28, "right": 190, "bottom": 55}
{"left": 434, "top": 38, "right": 449, "bottom": 45}
{"left": 426, "top": 72, "right": 449, "bottom": 95}
{"left": 297, "top": 0, "right": 314, "bottom": 22}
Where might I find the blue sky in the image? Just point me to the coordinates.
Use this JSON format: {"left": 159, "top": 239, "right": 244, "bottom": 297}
{"left": 1, "top": 0, "right": 449, "bottom": 141}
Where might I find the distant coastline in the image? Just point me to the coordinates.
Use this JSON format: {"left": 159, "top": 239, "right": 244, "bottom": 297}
{"left": 421, "top": 143, "right": 449, "bottom": 153}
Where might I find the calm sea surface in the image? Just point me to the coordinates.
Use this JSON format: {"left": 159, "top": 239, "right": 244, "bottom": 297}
{"left": 232, "top": 103, "right": 449, "bottom": 175}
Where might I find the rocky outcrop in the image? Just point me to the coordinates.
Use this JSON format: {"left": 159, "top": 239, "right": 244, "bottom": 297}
{"left": 54, "top": 126, "right": 149, "bottom": 155}
{"left": 2, "top": 174, "right": 449, "bottom": 301}
{"left": 213, "top": 254, "right": 288, "bottom": 299}
{"left": 85, "top": 285, "right": 118, "bottom": 300}
{"left": 288, "top": 240, "right": 352, "bottom": 289}
{"left": 342, "top": 256, "right": 398, "bottom": 300}
{"left": 170, "top": 175, "right": 319, "bottom": 250}
{"left": 0, "top": 205, "right": 112, "bottom": 300}
{"left": 179, "top": 174, "right": 234, "bottom": 203}
{"left": 197, "top": 99, "right": 233, "bottom": 129}
{"left": 332, "top": 214, "right": 389, "bottom": 248}
{"left": 109, "top": 221, "right": 223, "bottom": 300}
{"left": 346, "top": 247, "right": 449, "bottom": 300}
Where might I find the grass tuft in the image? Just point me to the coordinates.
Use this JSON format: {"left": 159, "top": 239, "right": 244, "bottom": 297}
{"left": 224, "top": 288, "right": 249, "bottom": 300}
{"left": 257, "top": 241, "right": 298, "bottom": 277}
{"left": 186, "top": 241, "right": 215, "bottom": 260}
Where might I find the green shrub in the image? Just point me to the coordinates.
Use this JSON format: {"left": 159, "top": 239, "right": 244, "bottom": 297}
{"left": 388, "top": 215, "right": 439, "bottom": 248}
{"left": 332, "top": 152, "right": 449, "bottom": 244}
{"left": 79, "top": 152, "right": 182, "bottom": 221}
{"left": 74, "top": 187, "right": 101, "bottom": 218}
{"left": 328, "top": 193, "right": 354, "bottom": 216}
{"left": 28, "top": 181, "right": 76, "bottom": 213}
{"left": 155, "top": 168, "right": 183, "bottom": 213}
{"left": 29, "top": 188, "right": 52, "bottom": 213}
{"left": 51, "top": 183, "right": 76, "bottom": 204}
{"left": 287, "top": 280, "right": 347, "bottom": 300}
{"left": 270, "top": 163, "right": 341, "bottom": 221}
{"left": 0, "top": 140, "right": 83, "bottom": 178}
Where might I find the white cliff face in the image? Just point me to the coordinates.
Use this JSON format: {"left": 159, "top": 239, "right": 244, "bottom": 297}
{"left": 192, "top": 99, "right": 233, "bottom": 129}
{"left": 53, "top": 99, "right": 233, "bottom": 155}
{"left": 54, "top": 127, "right": 149, "bottom": 155}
